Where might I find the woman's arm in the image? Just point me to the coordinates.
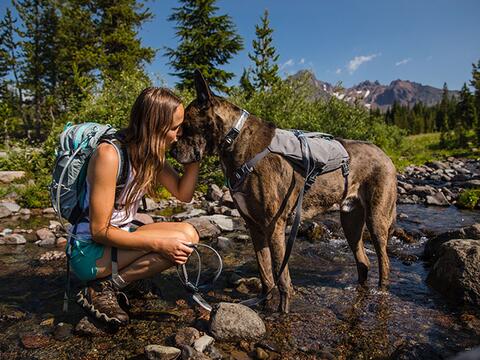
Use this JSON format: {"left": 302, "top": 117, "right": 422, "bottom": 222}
{"left": 157, "top": 161, "right": 200, "bottom": 203}
{"left": 87, "top": 144, "right": 192, "bottom": 262}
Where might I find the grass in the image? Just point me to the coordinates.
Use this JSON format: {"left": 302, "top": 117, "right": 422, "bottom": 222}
{"left": 387, "top": 131, "right": 480, "bottom": 171}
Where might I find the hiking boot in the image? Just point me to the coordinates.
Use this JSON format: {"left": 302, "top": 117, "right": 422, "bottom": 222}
{"left": 123, "top": 278, "right": 162, "bottom": 300}
{"left": 76, "top": 279, "right": 129, "bottom": 326}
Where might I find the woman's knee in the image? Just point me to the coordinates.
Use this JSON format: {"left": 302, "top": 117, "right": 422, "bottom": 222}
{"left": 179, "top": 222, "right": 199, "bottom": 244}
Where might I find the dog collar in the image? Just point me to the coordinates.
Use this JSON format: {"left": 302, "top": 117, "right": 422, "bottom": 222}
{"left": 224, "top": 109, "right": 249, "bottom": 146}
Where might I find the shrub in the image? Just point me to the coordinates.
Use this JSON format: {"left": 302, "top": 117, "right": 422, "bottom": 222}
{"left": 457, "top": 189, "right": 480, "bottom": 209}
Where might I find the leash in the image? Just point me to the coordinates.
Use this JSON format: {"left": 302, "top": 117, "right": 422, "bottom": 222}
{"left": 176, "top": 243, "right": 223, "bottom": 311}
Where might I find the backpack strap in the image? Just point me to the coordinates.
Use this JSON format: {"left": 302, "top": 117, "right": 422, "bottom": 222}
{"left": 100, "top": 136, "right": 129, "bottom": 210}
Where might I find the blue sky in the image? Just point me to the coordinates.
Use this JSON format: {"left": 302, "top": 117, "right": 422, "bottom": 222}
{"left": 2, "top": 0, "right": 479, "bottom": 90}
{"left": 141, "top": 0, "right": 479, "bottom": 90}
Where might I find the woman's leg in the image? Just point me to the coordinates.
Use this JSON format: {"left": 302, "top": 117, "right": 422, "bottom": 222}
{"left": 77, "top": 222, "right": 199, "bottom": 326}
{"left": 95, "top": 221, "right": 200, "bottom": 282}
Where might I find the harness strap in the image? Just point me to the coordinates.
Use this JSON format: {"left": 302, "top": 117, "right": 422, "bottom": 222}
{"left": 229, "top": 147, "right": 271, "bottom": 191}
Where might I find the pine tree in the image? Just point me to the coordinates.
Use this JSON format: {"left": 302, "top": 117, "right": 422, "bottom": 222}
{"left": 471, "top": 60, "right": 480, "bottom": 118}
{"left": 93, "top": 0, "right": 155, "bottom": 81}
{"left": 14, "top": 0, "right": 59, "bottom": 138}
{"left": 239, "top": 67, "right": 255, "bottom": 98}
{"left": 437, "top": 83, "right": 450, "bottom": 146}
{"left": 165, "top": 0, "right": 243, "bottom": 92}
{"left": 455, "top": 83, "right": 477, "bottom": 146}
{"left": 0, "top": 8, "right": 23, "bottom": 105}
{"left": 248, "top": 9, "right": 280, "bottom": 91}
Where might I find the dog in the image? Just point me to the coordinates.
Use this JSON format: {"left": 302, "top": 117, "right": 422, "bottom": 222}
{"left": 172, "top": 70, "right": 397, "bottom": 313}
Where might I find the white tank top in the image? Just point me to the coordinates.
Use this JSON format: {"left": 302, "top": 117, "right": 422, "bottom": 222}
{"left": 73, "top": 159, "right": 144, "bottom": 239}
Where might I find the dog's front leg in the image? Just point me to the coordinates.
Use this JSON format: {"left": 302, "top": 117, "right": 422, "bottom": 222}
{"left": 268, "top": 218, "right": 293, "bottom": 313}
{"left": 247, "top": 223, "right": 276, "bottom": 311}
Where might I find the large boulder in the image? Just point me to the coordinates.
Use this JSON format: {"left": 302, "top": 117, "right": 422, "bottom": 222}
{"left": 427, "top": 239, "right": 480, "bottom": 306}
{"left": 424, "top": 224, "right": 480, "bottom": 262}
{"left": 209, "top": 302, "right": 266, "bottom": 342}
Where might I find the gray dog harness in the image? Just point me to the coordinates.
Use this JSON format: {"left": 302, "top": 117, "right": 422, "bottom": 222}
{"left": 225, "top": 110, "right": 350, "bottom": 194}
{"left": 222, "top": 109, "right": 350, "bottom": 307}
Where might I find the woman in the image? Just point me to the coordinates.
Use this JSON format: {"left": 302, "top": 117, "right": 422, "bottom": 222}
{"left": 69, "top": 87, "right": 200, "bottom": 326}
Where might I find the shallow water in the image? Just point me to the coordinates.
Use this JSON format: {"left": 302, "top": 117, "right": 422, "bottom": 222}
{"left": 0, "top": 205, "right": 479, "bottom": 359}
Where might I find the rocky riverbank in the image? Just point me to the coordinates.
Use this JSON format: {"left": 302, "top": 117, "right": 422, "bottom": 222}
{"left": 0, "top": 157, "right": 480, "bottom": 359}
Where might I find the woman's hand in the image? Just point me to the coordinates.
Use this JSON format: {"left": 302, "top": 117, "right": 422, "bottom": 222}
{"left": 153, "top": 237, "right": 194, "bottom": 265}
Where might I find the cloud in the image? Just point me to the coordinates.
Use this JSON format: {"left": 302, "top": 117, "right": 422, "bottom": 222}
{"left": 299, "top": 58, "right": 305, "bottom": 65}
{"left": 280, "top": 59, "right": 294, "bottom": 70}
{"left": 395, "top": 58, "right": 411, "bottom": 66}
{"left": 347, "top": 54, "right": 378, "bottom": 74}
{"left": 335, "top": 68, "right": 342, "bottom": 74}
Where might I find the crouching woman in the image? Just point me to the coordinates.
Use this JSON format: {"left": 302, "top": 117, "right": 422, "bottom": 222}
{"left": 69, "top": 87, "right": 199, "bottom": 326}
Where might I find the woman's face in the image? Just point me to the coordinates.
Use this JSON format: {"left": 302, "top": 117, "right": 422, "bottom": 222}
{"left": 166, "top": 104, "right": 184, "bottom": 148}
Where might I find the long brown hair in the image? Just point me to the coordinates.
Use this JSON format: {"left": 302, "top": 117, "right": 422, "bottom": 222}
{"left": 120, "top": 87, "right": 182, "bottom": 217}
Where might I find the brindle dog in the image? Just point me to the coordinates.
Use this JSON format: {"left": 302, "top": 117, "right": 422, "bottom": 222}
{"left": 172, "top": 70, "right": 397, "bottom": 313}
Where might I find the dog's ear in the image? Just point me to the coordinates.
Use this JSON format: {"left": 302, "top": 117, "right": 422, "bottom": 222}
{"left": 194, "top": 69, "right": 213, "bottom": 107}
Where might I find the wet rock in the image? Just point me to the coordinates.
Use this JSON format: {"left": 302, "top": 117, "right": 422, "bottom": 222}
{"left": 424, "top": 224, "right": 480, "bottom": 262}
{"left": 411, "top": 185, "right": 435, "bottom": 197}
{"left": 175, "top": 327, "right": 201, "bottom": 347}
{"left": 450, "top": 346, "right": 480, "bottom": 360}
{"left": 54, "top": 322, "right": 73, "bottom": 341}
{"left": 36, "top": 228, "right": 56, "bottom": 246}
{"left": 19, "top": 208, "right": 31, "bottom": 215}
{"left": 426, "top": 191, "right": 450, "bottom": 206}
{"left": 173, "top": 209, "right": 207, "bottom": 221}
{"left": 207, "top": 184, "right": 223, "bottom": 202}
{"left": 255, "top": 347, "right": 269, "bottom": 359}
{"left": 74, "top": 316, "right": 106, "bottom": 337}
{"left": 0, "top": 170, "right": 25, "bottom": 183}
{"left": 48, "top": 220, "right": 62, "bottom": 230}
{"left": 235, "top": 234, "right": 250, "bottom": 242}
{"left": 392, "top": 228, "right": 415, "bottom": 244}
{"left": 3, "top": 233, "right": 26, "bottom": 245}
{"left": 207, "top": 215, "right": 235, "bottom": 232}
{"left": 299, "top": 220, "right": 326, "bottom": 242}
{"left": 56, "top": 237, "right": 67, "bottom": 247}
{"left": 20, "top": 333, "right": 50, "bottom": 349}
{"left": 42, "top": 207, "right": 56, "bottom": 214}
{"left": 185, "top": 217, "right": 221, "bottom": 239}
{"left": 220, "top": 191, "right": 234, "bottom": 208}
{"left": 180, "top": 345, "right": 210, "bottom": 360}
{"left": 215, "top": 236, "right": 233, "bottom": 251}
{"left": 193, "top": 334, "right": 214, "bottom": 353}
{"left": 205, "top": 346, "right": 223, "bottom": 360}
{"left": 145, "top": 344, "right": 182, "bottom": 360}
{"left": 462, "top": 180, "right": 480, "bottom": 189}
{"left": 0, "top": 201, "right": 20, "bottom": 213}
{"left": 0, "top": 204, "right": 12, "bottom": 218}
{"left": 427, "top": 239, "right": 480, "bottom": 306}
{"left": 39, "top": 251, "right": 66, "bottom": 262}
{"left": 390, "top": 339, "right": 443, "bottom": 360}
{"left": 209, "top": 302, "right": 266, "bottom": 342}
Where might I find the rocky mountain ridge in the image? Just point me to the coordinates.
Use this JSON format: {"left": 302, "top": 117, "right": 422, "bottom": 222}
{"left": 293, "top": 70, "right": 459, "bottom": 111}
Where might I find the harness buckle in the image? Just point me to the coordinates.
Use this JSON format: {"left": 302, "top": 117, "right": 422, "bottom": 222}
{"left": 235, "top": 163, "right": 253, "bottom": 180}
{"left": 342, "top": 161, "right": 350, "bottom": 177}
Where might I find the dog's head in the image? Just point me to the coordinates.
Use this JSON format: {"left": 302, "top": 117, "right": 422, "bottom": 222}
{"left": 171, "top": 70, "right": 240, "bottom": 164}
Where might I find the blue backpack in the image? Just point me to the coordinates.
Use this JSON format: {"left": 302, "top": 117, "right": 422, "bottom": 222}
{"left": 50, "top": 122, "right": 129, "bottom": 228}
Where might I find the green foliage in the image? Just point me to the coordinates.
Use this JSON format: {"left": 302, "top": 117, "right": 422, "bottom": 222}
{"left": 471, "top": 60, "right": 480, "bottom": 118}
{"left": 71, "top": 70, "right": 151, "bottom": 129}
{"left": 94, "top": 0, "right": 155, "bottom": 81}
{"left": 454, "top": 83, "right": 477, "bottom": 146}
{"left": 231, "top": 74, "right": 404, "bottom": 152}
{"left": 248, "top": 10, "right": 280, "bottom": 91}
{"left": 165, "top": 0, "right": 243, "bottom": 93}
{"left": 457, "top": 189, "right": 480, "bottom": 209}
{"left": 14, "top": 175, "right": 50, "bottom": 208}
